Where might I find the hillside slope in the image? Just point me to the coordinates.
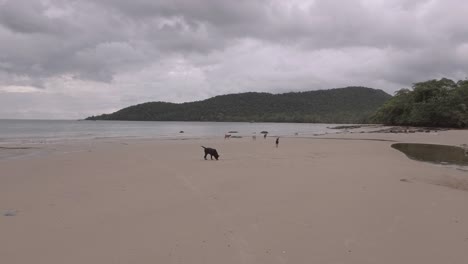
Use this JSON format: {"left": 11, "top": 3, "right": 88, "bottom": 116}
{"left": 86, "top": 87, "right": 392, "bottom": 123}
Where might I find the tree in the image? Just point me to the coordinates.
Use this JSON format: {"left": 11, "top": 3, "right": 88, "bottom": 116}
{"left": 372, "top": 78, "right": 468, "bottom": 128}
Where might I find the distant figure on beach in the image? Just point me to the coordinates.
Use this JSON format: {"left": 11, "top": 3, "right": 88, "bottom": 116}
{"left": 275, "top": 137, "right": 279, "bottom": 148}
{"left": 224, "top": 134, "right": 231, "bottom": 140}
{"left": 264, "top": 133, "right": 267, "bottom": 139}
{"left": 252, "top": 133, "right": 256, "bottom": 141}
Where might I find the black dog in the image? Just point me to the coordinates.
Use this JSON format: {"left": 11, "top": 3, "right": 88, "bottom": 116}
{"left": 201, "top": 146, "right": 220, "bottom": 160}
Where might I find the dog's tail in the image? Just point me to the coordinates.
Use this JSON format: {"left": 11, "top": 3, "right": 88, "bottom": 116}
{"left": 201, "top": 146, "right": 206, "bottom": 149}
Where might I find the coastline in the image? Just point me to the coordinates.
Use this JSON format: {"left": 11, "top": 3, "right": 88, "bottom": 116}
{"left": 1, "top": 130, "right": 468, "bottom": 263}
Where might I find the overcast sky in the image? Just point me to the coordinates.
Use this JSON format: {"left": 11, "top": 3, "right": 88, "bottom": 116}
{"left": 0, "top": 0, "right": 467, "bottom": 119}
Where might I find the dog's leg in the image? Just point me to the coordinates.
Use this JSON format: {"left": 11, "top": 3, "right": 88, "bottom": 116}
{"left": 204, "top": 153, "right": 208, "bottom": 160}
{"left": 210, "top": 154, "right": 213, "bottom": 160}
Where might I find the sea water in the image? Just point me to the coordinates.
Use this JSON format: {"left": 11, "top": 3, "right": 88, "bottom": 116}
{"left": 0, "top": 119, "right": 345, "bottom": 144}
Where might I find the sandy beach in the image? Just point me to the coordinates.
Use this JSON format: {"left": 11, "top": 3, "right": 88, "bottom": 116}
{"left": 1, "top": 130, "right": 468, "bottom": 264}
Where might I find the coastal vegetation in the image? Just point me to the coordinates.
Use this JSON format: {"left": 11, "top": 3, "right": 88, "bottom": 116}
{"left": 86, "top": 87, "right": 391, "bottom": 123}
{"left": 372, "top": 78, "right": 468, "bottom": 128}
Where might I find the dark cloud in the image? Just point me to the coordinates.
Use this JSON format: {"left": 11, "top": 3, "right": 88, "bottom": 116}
{"left": 0, "top": 0, "right": 65, "bottom": 35}
{"left": 0, "top": 0, "right": 467, "bottom": 118}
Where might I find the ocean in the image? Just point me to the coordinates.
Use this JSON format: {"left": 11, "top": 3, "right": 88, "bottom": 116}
{"left": 0, "top": 119, "right": 344, "bottom": 144}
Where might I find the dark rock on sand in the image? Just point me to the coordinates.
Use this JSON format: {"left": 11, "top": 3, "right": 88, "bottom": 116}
{"left": 4, "top": 210, "right": 17, "bottom": 216}
{"left": 328, "top": 125, "right": 363, "bottom": 129}
{"left": 369, "top": 126, "right": 449, "bottom": 134}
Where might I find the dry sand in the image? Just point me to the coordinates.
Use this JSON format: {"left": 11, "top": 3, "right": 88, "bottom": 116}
{"left": 1, "top": 130, "right": 468, "bottom": 264}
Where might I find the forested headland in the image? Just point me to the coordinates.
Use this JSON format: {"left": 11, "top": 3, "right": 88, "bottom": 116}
{"left": 86, "top": 87, "right": 391, "bottom": 124}
{"left": 372, "top": 78, "right": 468, "bottom": 128}
{"left": 86, "top": 79, "right": 468, "bottom": 128}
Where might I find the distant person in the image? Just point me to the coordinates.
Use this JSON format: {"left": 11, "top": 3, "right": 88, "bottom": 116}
{"left": 264, "top": 133, "right": 267, "bottom": 139}
{"left": 275, "top": 137, "right": 279, "bottom": 148}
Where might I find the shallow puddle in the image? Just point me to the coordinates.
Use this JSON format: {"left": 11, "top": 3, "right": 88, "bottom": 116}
{"left": 392, "top": 143, "right": 468, "bottom": 166}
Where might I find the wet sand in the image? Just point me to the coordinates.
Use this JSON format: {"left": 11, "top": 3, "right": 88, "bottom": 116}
{"left": 1, "top": 130, "right": 468, "bottom": 264}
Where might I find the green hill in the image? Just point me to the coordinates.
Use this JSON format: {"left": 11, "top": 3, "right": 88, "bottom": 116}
{"left": 86, "top": 87, "right": 392, "bottom": 123}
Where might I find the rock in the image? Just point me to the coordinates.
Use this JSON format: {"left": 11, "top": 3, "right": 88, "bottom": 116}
{"left": 4, "top": 210, "right": 17, "bottom": 216}
{"left": 329, "top": 125, "right": 362, "bottom": 129}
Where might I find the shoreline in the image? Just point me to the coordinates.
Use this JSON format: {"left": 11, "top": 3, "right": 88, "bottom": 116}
{"left": 1, "top": 128, "right": 468, "bottom": 160}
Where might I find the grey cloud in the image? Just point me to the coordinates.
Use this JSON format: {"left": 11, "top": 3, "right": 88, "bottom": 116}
{"left": 0, "top": 0, "right": 65, "bottom": 35}
{"left": 0, "top": 0, "right": 467, "bottom": 118}
{"left": 93, "top": 0, "right": 468, "bottom": 50}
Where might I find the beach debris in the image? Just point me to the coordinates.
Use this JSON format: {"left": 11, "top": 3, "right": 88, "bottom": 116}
{"left": 179, "top": 131, "right": 184, "bottom": 133}
{"left": 3, "top": 210, "right": 18, "bottom": 216}
{"left": 228, "top": 131, "right": 238, "bottom": 133}
{"left": 260, "top": 131, "right": 268, "bottom": 134}
{"left": 400, "top": 178, "right": 411, "bottom": 183}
